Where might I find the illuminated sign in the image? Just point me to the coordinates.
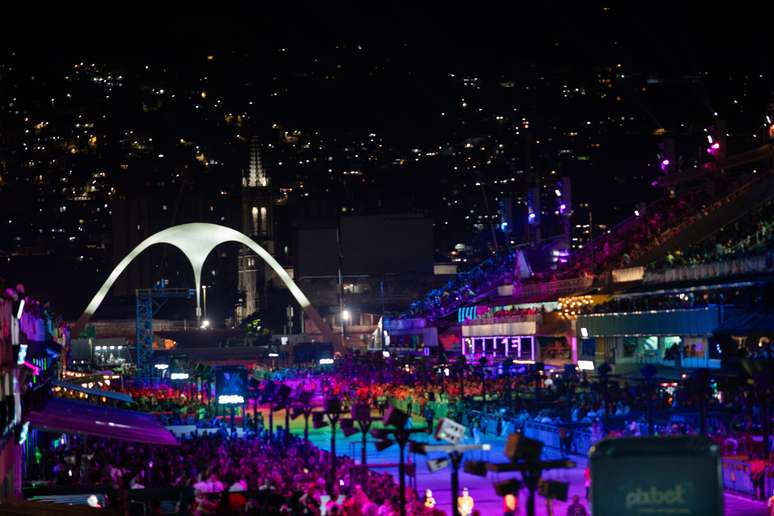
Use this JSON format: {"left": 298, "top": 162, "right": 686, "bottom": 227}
{"left": 577, "top": 360, "right": 595, "bottom": 371}
{"left": 217, "top": 394, "right": 245, "bottom": 405}
{"left": 319, "top": 358, "right": 334, "bottom": 365}
{"left": 170, "top": 372, "right": 189, "bottom": 380}
{"left": 216, "top": 367, "right": 247, "bottom": 402}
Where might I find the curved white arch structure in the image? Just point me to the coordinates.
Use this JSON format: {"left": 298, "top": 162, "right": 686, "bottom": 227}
{"left": 74, "top": 222, "right": 338, "bottom": 346}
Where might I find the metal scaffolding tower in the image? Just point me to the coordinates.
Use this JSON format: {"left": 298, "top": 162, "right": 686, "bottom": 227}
{"left": 135, "top": 288, "right": 195, "bottom": 379}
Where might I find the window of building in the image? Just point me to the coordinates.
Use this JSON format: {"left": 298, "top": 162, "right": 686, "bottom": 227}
{"left": 251, "top": 206, "right": 259, "bottom": 235}
{"left": 260, "top": 206, "right": 268, "bottom": 236}
{"left": 682, "top": 336, "right": 705, "bottom": 358}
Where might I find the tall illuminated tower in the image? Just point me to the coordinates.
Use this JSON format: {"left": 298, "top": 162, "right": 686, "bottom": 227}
{"left": 236, "top": 135, "right": 274, "bottom": 324}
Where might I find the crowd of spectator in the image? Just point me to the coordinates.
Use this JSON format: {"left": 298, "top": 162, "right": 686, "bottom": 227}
{"left": 404, "top": 172, "right": 769, "bottom": 324}
{"left": 480, "top": 306, "right": 542, "bottom": 321}
{"left": 401, "top": 251, "right": 516, "bottom": 320}
{"left": 558, "top": 188, "right": 722, "bottom": 278}
{"left": 33, "top": 429, "right": 439, "bottom": 515}
{"left": 650, "top": 199, "right": 774, "bottom": 270}
{"left": 27, "top": 350, "right": 774, "bottom": 513}
{"left": 580, "top": 286, "right": 761, "bottom": 315}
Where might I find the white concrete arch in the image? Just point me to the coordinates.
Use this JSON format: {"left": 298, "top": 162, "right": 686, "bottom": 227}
{"left": 74, "top": 222, "right": 337, "bottom": 346}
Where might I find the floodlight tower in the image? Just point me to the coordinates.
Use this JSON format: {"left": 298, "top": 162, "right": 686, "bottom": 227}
{"left": 464, "top": 434, "right": 575, "bottom": 516}
{"left": 370, "top": 407, "right": 429, "bottom": 516}
{"left": 412, "top": 418, "right": 491, "bottom": 516}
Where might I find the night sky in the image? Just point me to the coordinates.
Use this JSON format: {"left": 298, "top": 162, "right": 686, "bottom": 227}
{"left": 1, "top": 2, "right": 772, "bottom": 321}
{"left": 8, "top": 4, "right": 771, "bottom": 70}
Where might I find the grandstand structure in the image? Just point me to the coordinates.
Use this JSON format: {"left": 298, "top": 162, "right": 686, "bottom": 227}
{"left": 394, "top": 141, "right": 774, "bottom": 376}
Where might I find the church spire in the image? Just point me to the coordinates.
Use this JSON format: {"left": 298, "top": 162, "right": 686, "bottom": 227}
{"left": 245, "top": 135, "right": 269, "bottom": 188}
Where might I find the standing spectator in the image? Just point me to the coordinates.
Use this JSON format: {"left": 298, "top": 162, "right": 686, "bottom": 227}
{"left": 584, "top": 466, "right": 591, "bottom": 500}
{"left": 751, "top": 455, "right": 767, "bottom": 501}
{"left": 472, "top": 415, "right": 481, "bottom": 444}
{"left": 566, "top": 495, "right": 589, "bottom": 516}
{"left": 423, "top": 405, "right": 434, "bottom": 433}
{"left": 503, "top": 493, "right": 518, "bottom": 516}
{"left": 458, "top": 487, "right": 474, "bottom": 516}
{"left": 559, "top": 425, "right": 573, "bottom": 457}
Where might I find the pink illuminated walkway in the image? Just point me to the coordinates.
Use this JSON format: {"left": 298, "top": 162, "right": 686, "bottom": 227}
{"left": 258, "top": 407, "right": 766, "bottom": 516}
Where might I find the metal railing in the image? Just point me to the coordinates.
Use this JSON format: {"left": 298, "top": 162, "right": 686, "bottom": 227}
{"left": 644, "top": 255, "right": 771, "bottom": 285}
{"left": 523, "top": 421, "right": 593, "bottom": 456}
{"left": 721, "top": 457, "right": 774, "bottom": 497}
{"left": 512, "top": 276, "right": 594, "bottom": 299}
{"left": 634, "top": 354, "right": 721, "bottom": 369}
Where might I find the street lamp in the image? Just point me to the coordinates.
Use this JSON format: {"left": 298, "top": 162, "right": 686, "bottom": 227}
{"left": 478, "top": 357, "right": 488, "bottom": 413}
{"left": 341, "top": 309, "right": 351, "bottom": 347}
{"left": 740, "top": 359, "right": 774, "bottom": 459}
{"left": 641, "top": 364, "right": 658, "bottom": 436}
{"left": 202, "top": 285, "right": 208, "bottom": 321}
{"left": 464, "top": 433, "right": 575, "bottom": 516}
{"left": 596, "top": 362, "right": 612, "bottom": 433}
{"left": 561, "top": 364, "right": 578, "bottom": 457}
{"left": 456, "top": 355, "right": 467, "bottom": 400}
{"left": 688, "top": 368, "right": 711, "bottom": 437}
{"left": 413, "top": 418, "right": 491, "bottom": 516}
